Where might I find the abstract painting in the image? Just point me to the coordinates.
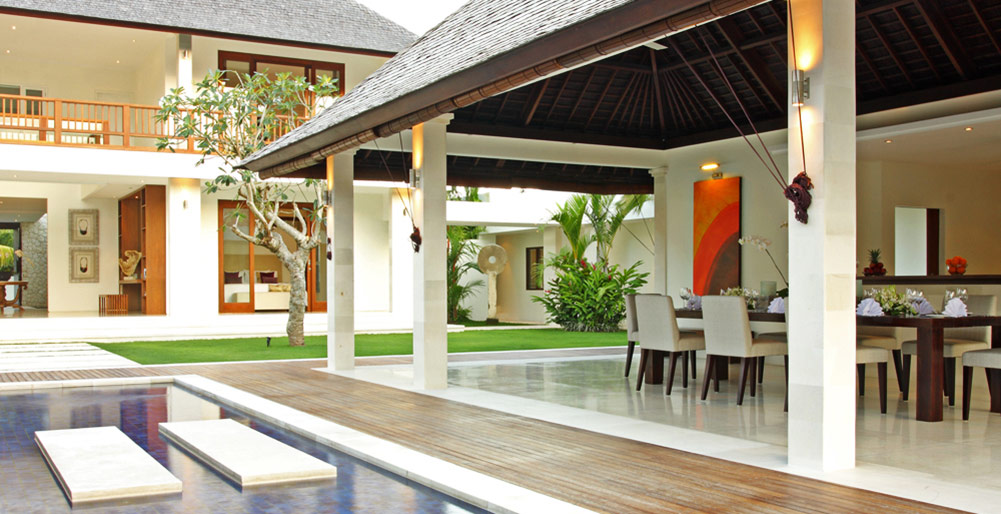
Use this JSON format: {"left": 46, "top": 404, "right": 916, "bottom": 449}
{"left": 693, "top": 177, "right": 741, "bottom": 295}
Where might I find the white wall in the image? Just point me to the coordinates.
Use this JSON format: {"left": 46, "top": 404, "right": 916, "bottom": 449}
{"left": 1, "top": 181, "right": 119, "bottom": 312}
{"left": 494, "top": 229, "right": 546, "bottom": 323}
{"left": 355, "top": 190, "right": 391, "bottom": 311}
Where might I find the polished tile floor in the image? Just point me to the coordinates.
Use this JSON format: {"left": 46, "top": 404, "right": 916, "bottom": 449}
{"left": 445, "top": 353, "right": 1001, "bottom": 495}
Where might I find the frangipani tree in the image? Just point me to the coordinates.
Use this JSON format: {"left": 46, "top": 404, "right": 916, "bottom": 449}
{"left": 155, "top": 70, "right": 338, "bottom": 346}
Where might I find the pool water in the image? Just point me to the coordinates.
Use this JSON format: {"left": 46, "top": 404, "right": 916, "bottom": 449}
{"left": 0, "top": 385, "right": 487, "bottom": 513}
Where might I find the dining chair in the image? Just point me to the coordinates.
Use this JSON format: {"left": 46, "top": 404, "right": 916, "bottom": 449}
{"left": 901, "top": 294, "right": 997, "bottom": 406}
{"left": 634, "top": 294, "right": 705, "bottom": 395}
{"left": 624, "top": 294, "right": 639, "bottom": 377}
{"left": 857, "top": 328, "right": 905, "bottom": 394}
{"left": 961, "top": 348, "right": 1001, "bottom": 420}
{"left": 701, "top": 296, "right": 788, "bottom": 407}
{"left": 857, "top": 345, "right": 890, "bottom": 414}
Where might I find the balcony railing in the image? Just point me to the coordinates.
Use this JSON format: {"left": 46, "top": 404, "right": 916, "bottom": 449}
{"left": 0, "top": 94, "right": 309, "bottom": 153}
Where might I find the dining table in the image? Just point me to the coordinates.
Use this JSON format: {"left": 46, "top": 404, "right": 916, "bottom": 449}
{"left": 666, "top": 308, "right": 1001, "bottom": 422}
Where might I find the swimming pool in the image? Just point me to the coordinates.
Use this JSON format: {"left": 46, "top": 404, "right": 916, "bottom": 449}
{"left": 0, "top": 384, "right": 486, "bottom": 513}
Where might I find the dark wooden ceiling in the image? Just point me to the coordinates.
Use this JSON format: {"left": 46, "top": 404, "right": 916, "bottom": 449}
{"left": 449, "top": 0, "right": 1001, "bottom": 151}
{"left": 350, "top": 150, "right": 652, "bottom": 194}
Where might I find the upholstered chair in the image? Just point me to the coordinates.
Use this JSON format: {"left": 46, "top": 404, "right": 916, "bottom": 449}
{"left": 633, "top": 294, "right": 706, "bottom": 395}
{"left": 624, "top": 294, "right": 639, "bottom": 377}
{"left": 901, "top": 295, "right": 996, "bottom": 406}
{"left": 856, "top": 345, "right": 890, "bottom": 414}
{"left": 961, "top": 348, "right": 1001, "bottom": 420}
{"left": 701, "top": 296, "right": 788, "bottom": 406}
{"left": 857, "top": 328, "right": 905, "bottom": 394}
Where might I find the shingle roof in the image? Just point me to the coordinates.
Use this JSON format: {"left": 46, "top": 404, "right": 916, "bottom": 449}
{"left": 244, "top": 0, "right": 650, "bottom": 168}
{"left": 0, "top": 0, "right": 415, "bottom": 54}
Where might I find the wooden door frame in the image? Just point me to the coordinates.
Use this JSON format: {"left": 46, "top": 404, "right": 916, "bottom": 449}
{"left": 218, "top": 200, "right": 254, "bottom": 313}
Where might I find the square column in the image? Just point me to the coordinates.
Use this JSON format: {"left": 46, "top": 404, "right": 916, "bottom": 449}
{"left": 166, "top": 178, "right": 206, "bottom": 318}
{"left": 786, "top": 0, "right": 857, "bottom": 471}
{"left": 327, "top": 151, "right": 356, "bottom": 371}
{"left": 648, "top": 166, "right": 669, "bottom": 294}
{"left": 412, "top": 115, "right": 452, "bottom": 389}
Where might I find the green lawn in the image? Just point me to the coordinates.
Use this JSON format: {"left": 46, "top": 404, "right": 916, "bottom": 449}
{"left": 92, "top": 329, "right": 627, "bottom": 365}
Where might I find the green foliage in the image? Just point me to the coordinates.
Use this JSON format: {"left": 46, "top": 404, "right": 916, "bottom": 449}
{"left": 0, "top": 229, "right": 13, "bottom": 248}
{"left": 549, "top": 193, "right": 649, "bottom": 262}
{"left": 447, "top": 226, "right": 483, "bottom": 323}
{"left": 532, "top": 250, "right": 648, "bottom": 332}
{"left": 0, "top": 245, "right": 14, "bottom": 272}
{"left": 871, "top": 286, "right": 917, "bottom": 316}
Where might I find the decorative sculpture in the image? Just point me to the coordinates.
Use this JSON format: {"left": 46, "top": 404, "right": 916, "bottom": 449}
{"left": 119, "top": 250, "right": 142, "bottom": 279}
{"left": 476, "top": 244, "right": 507, "bottom": 323}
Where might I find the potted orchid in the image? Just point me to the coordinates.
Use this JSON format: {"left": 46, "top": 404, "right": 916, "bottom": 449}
{"left": 738, "top": 234, "right": 788, "bottom": 297}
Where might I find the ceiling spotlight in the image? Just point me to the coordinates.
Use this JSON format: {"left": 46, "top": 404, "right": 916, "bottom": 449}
{"left": 4, "top": 50, "right": 9, "bottom": 54}
{"left": 964, "top": 126, "right": 973, "bottom": 132}
{"left": 116, "top": 59, "right": 121, "bottom": 64}
{"left": 10, "top": 25, "right": 15, "bottom": 30}
{"left": 884, "top": 139, "right": 893, "bottom": 144}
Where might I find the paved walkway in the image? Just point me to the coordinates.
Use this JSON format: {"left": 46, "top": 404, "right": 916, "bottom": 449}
{"left": 0, "top": 359, "right": 961, "bottom": 513}
{"left": 0, "top": 343, "right": 139, "bottom": 373}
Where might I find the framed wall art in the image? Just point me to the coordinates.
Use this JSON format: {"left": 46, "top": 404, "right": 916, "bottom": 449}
{"left": 693, "top": 177, "right": 741, "bottom": 295}
{"left": 69, "top": 209, "right": 99, "bottom": 245}
{"left": 69, "top": 247, "right": 99, "bottom": 283}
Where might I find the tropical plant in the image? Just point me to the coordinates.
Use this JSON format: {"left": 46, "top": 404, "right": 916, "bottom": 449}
{"left": 446, "top": 226, "right": 484, "bottom": 323}
{"left": 155, "top": 70, "right": 338, "bottom": 346}
{"left": 585, "top": 194, "right": 649, "bottom": 262}
{"left": 0, "top": 245, "right": 14, "bottom": 273}
{"left": 533, "top": 251, "right": 648, "bottom": 332}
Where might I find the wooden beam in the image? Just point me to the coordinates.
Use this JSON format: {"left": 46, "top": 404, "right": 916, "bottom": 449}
{"left": 544, "top": 73, "right": 573, "bottom": 124}
{"left": 717, "top": 17, "right": 784, "bottom": 111}
{"left": 649, "top": 48, "right": 668, "bottom": 137}
{"left": 585, "top": 70, "right": 617, "bottom": 129}
{"left": 565, "top": 67, "right": 597, "bottom": 124}
{"left": 915, "top": 0, "right": 977, "bottom": 79}
{"left": 863, "top": 14, "right": 915, "bottom": 88}
{"left": 447, "top": 120, "right": 665, "bottom": 149}
{"left": 522, "top": 78, "right": 551, "bottom": 126}
{"left": 856, "top": 43, "right": 891, "bottom": 93}
{"left": 602, "top": 74, "right": 638, "bottom": 132}
{"left": 894, "top": 6, "right": 943, "bottom": 82}
{"left": 968, "top": 0, "right": 1001, "bottom": 57}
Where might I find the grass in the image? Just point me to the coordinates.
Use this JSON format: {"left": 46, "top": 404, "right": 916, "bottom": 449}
{"left": 458, "top": 320, "right": 526, "bottom": 327}
{"left": 92, "top": 329, "right": 627, "bottom": 365}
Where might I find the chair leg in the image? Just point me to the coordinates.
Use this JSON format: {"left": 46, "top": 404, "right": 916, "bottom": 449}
{"left": 901, "top": 354, "right": 912, "bottom": 402}
{"left": 624, "top": 340, "right": 635, "bottom": 377}
{"left": 783, "top": 355, "right": 789, "bottom": 412}
{"left": 857, "top": 363, "right": 866, "bottom": 396}
{"left": 666, "top": 352, "right": 680, "bottom": 396}
{"left": 691, "top": 350, "right": 698, "bottom": 379}
{"left": 945, "top": 357, "right": 956, "bottom": 407}
{"left": 878, "top": 362, "right": 887, "bottom": 414}
{"left": 963, "top": 365, "right": 974, "bottom": 421}
{"left": 737, "top": 358, "right": 751, "bottom": 405}
{"left": 635, "top": 349, "right": 648, "bottom": 392}
{"left": 757, "top": 356, "right": 765, "bottom": 384}
{"left": 749, "top": 357, "right": 758, "bottom": 397}
{"left": 682, "top": 351, "right": 689, "bottom": 388}
{"left": 701, "top": 355, "right": 715, "bottom": 400}
{"left": 891, "top": 349, "right": 905, "bottom": 393}
{"left": 713, "top": 356, "right": 721, "bottom": 392}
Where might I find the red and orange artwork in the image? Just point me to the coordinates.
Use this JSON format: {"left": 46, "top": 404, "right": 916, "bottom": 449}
{"left": 693, "top": 177, "right": 741, "bottom": 295}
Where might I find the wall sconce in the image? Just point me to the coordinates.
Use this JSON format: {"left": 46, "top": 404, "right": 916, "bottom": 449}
{"left": 791, "top": 69, "right": 810, "bottom": 106}
{"left": 700, "top": 162, "right": 722, "bottom": 179}
{"left": 409, "top": 167, "right": 421, "bottom": 189}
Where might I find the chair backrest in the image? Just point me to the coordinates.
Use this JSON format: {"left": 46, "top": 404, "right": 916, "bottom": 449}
{"left": 634, "top": 294, "right": 681, "bottom": 352}
{"left": 624, "top": 293, "right": 639, "bottom": 342}
{"left": 946, "top": 294, "right": 997, "bottom": 342}
{"left": 701, "top": 295, "right": 753, "bottom": 357}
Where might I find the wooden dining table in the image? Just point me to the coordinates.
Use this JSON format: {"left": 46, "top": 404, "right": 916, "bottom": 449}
{"left": 667, "top": 309, "right": 1001, "bottom": 422}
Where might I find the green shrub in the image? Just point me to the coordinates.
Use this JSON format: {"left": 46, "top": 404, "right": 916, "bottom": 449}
{"left": 532, "top": 250, "right": 647, "bottom": 332}
{"left": 0, "top": 245, "right": 14, "bottom": 272}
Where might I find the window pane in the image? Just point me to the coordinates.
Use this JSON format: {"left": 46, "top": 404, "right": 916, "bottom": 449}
{"left": 223, "top": 59, "right": 251, "bottom": 87}
{"left": 257, "top": 62, "right": 306, "bottom": 81}
{"left": 526, "top": 247, "right": 544, "bottom": 290}
{"left": 221, "top": 207, "right": 251, "bottom": 305}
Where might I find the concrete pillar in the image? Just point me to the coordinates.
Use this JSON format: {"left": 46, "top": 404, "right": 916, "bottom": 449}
{"left": 786, "top": 0, "right": 857, "bottom": 471}
{"left": 327, "top": 151, "right": 356, "bottom": 370}
{"left": 649, "top": 166, "right": 669, "bottom": 294}
{"left": 390, "top": 189, "right": 415, "bottom": 326}
{"left": 412, "top": 116, "right": 451, "bottom": 389}
{"left": 165, "top": 178, "right": 205, "bottom": 318}
{"left": 177, "top": 34, "right": 193, "bottom": 92}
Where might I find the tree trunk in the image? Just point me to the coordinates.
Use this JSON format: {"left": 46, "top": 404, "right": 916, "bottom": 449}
{"left": 286, "top": 254, "right": 309, "bottom": 346}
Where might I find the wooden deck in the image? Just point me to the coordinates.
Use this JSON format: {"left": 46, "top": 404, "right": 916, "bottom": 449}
{"left": 0, "top": 360, "right": 962, "bottom": 513}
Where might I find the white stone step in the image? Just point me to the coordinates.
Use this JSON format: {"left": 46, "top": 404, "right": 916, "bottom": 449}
{"left": 158, "top": 419, "right": 336, "bottom": 487}
{"left": 34, "top": 426, "right": 182, "bottom": 505}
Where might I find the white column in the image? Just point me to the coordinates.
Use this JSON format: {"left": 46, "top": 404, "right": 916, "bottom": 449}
{"left": 177, "top": 34, "right": 193, "bottom": 91}
{"left": 649, "top": 166, "right": 669, "bottom": 294}
{"left": 412, "top": 116, "right": 452, "bottom": 389}
{"left": 786, "top": 0, "right": 857, "bottom": 471}
{"left": 327, "top": 151, "right": 356, "bottom": 370}
{"left": 390, "top": 189, "right": 415, "bottom": 326}
{"left": 165, "top": 178, "right": 205, "bottom": 318}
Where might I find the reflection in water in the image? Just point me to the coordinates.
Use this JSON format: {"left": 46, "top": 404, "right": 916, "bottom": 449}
{"left": 0, "top": 386, "right": 484, "bottom": 513}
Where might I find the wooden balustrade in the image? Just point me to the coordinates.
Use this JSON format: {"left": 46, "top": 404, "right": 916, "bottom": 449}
{"left": 0, "top": 94, "right": 310, "bottom": 153}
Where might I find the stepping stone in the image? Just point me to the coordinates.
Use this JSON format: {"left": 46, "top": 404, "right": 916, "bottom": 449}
{"left": 159, "top": 418, "right": 336, "bottom": 487}
{"left": 34, "top": 426, "right": 181, "bottom": 505}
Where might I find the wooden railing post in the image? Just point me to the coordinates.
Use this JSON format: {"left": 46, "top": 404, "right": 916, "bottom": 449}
{"left": 122, "top": 105, "right": 131, "bottom": 149}
{"left": 53, "top": 99, "right": 62, "bottom": 144}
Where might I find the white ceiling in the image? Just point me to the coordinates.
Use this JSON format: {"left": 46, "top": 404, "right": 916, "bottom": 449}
{"left": 0, "top": 197, "right": 46, "bottom": 222}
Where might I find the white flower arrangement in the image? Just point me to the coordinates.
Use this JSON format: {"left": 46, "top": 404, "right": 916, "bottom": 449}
{"left": 738, "top": 234, "right": 787, "bottom": 286}
{"left": 721, "top": 286, "right": 759, "bottom": 310}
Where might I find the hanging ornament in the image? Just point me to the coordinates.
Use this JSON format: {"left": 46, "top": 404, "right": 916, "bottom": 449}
{"left": 784, "top": 172, "right": 813, "bottom": 223}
